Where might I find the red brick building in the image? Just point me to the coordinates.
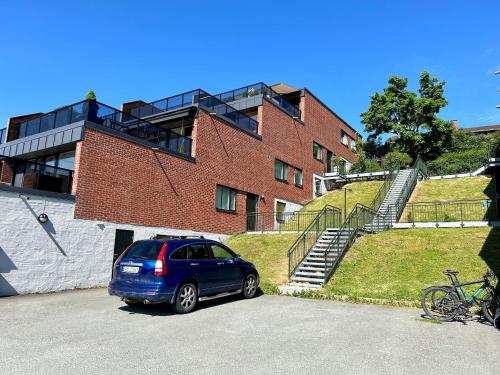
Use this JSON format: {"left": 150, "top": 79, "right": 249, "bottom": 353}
{"left": 0, "top": 82, "right": 359, "bottom": 235}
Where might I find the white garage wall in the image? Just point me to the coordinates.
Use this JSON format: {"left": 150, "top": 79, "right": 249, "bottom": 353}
{"left": 0, "top": 188, "right": 227, "bottom": 297}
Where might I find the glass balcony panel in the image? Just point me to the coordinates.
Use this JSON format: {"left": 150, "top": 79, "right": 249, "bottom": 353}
{"left": 39, "top": 113, "right": 55, "bottom": 132}
{"left": 54, "top": 108, "right": 71, "bottom": 128}
{"left": 168, "top": 95, "right": 182, "bottom": 110}
{"left": 26, "top": 118, "right": 41, "bottom": 136}
{"left": 71, "top": 102, "right": 86, "bottom": 123}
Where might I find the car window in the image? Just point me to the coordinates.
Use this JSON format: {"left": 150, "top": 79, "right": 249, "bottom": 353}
{"left": 122, "top": 241, "right": 163, "bottom": 260}
{"left": 170, "top": 245, "right": 188, "bottom": 260}
{"left": 210, "top": 245, "right": 234, "bottom": 260}
{"left": 188, "top": 244, "right": 211, "bottom": 260}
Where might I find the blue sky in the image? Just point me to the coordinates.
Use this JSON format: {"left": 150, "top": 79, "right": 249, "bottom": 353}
{"left": 0, "top": 1, "right": 499, "bottom": 137}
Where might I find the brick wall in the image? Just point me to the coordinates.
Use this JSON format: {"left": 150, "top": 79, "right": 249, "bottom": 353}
{"left": 74, "top": 95, "right": 358, "bottom": 234}
{"left": 0, "top": 158, "right": 15, "bottom": 184}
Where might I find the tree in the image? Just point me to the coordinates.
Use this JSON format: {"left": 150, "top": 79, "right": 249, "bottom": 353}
{"left": 361, "top": 71, "right": 454, "bottom": 160}
{"left": 85, "top": 90, "right": 96, "bottom": 100}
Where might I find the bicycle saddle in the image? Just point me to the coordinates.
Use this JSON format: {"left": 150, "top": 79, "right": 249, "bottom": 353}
{"left": 443, "top": 269, "right": 459, "bottom": 276}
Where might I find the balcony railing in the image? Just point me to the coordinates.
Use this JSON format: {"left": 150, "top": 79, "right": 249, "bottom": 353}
{"left": 21, "top": 161, "right": 74, "bottom": 194}
{"left": 10, "top": 100, "right": 192, "bottom": 157}
{"left": 0, "top": 128, "right": 5, "bottom": 145}
{"left": 214, "top": 82, "right": 301, "bottom": 119}
{"left": 129, "top": 89, "right": 259, "bottom": 134}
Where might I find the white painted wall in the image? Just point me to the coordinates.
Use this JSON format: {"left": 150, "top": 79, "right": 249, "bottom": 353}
{"left": 0, "top": 189, "right": 227, "bottom": 297}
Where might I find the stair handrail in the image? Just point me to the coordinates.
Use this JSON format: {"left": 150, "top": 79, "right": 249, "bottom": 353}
{"left": 386, "top": 154, "right": 428, "bottom": 225}
{"left": 368, "top": 159, "right": 400, "bottom": 212}
{"left": 287, "top": 204, "right": 342, "bottom": 278}
{"left": 323, "top": 203, "right": 383, "bottom": 281}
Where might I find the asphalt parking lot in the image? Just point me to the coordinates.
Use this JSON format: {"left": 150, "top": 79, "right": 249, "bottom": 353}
{"left": 0, "top": 288, "right": 498, "bottom": 375}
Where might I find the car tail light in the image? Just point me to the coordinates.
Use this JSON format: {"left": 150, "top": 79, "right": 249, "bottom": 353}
{"left": 154, "top": 243, "right": 168, "bottom": 275}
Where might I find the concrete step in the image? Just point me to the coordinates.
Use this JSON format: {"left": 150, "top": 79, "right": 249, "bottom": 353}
{"left": 295, "top": 271, "right": 326, "bottom": 277}
{"left": 290, "top": 276, "right": 324, "bottom": 284}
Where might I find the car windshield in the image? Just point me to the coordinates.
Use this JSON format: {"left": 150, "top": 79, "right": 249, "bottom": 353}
{"left": 122, "top": 241, "right": 163, "bottom": 260}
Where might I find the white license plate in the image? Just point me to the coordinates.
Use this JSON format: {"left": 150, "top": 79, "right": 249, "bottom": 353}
{"left": 122, "top": 266, "right": 139, "bottom": 274}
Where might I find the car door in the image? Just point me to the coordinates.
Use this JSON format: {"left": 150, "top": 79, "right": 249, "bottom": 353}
{"left": 187, "top": 243, "right": 221, "bottom": 296}
{"left": 209, "top": 243, "right": 245, "bottom": 292}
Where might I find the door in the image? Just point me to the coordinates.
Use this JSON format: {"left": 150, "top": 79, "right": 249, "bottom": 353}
{"left": 246, "top": 193, "right": 259, "bottom": 231}
{"left": 187, "top": 243, "right": 221, "bottom": 296}
{"left": 113, "top": 229, "right": 134, "bottom": 264}
{"left": 208, "top": 243, "right": 244, "bottom": 292}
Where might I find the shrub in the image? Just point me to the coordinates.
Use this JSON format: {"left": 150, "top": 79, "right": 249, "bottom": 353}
{"left": 382, "top": 151, "right": 412, "bottom": 170}
{"left": 427, "top": 148, "right": 489, "bottom": 175}
{"left": 85, "top": 90, "right": 96, "bottom": 100}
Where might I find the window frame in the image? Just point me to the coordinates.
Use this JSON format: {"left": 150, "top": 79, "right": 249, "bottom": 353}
{"left": 294, "top": 168, "right": 303, "bottom": 187}
{"left": 209, "top": 243, "right": 236, "bottom": 260}
{"left": 341, "top": 130, "right": 349, "bottom": 146}
{"left": 313, "top": 142, "right": 323, "bottom": 161}
{"left": 274, "top": 159, "right": 289, "bottom": 183}
{"left": 169, "top": 245, "right": 189, "bottom": 260}
{"left": 215, "top": 185, "right": 237, "bottom": 213}
{"left": 276, "top": 201, "right": 287, "bottom": 224}
{"left": 187, "top": 243, "right": 212, "bottom": 260}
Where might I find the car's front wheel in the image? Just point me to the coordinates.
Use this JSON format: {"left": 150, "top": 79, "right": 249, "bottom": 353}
{"left": 173, "top": 283, "right": 198, "bottom": 314}
{"left": 242, "top": 274, "right": 257, "bottom": 299}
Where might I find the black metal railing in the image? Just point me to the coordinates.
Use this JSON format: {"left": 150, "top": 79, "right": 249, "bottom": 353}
{"left": 323, "top": 204, "right": 383, "bottom": 281}
{"left": 246, "top": 210, "right": 336, "bottom": 233}
{"left": 11, "top": 100, "right": 193, "bottom": 157}
{"left": 21, "top": 161, "right": 74, "bottom": 194}
{"left": 214, "top": 82, "right": 301, "bottom": 119}
{"left": 287, "top": 205, "right": 342, "bottom": 277}
{"left": 0, "top": 127, "right": 5, "bottom": 145}
{"left": 128, "top": 89, "right": 259, "bottom": 134}
{"left": 368, "top": 159, "right": 400, "bottom": 212}
{"left": 398, "top": 199, "right": 497, "bottom": 224}
{"left": 324, "top": 159, "right": 347, "bottom": 175}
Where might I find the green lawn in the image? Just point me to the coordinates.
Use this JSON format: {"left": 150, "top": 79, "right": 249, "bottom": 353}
{"left": 410, "top": 176, "right": 494, "bottom": 202}
{"left": 302, "top": 180, "right": 384, "bottom": 213}
{"left": 224, "top": 228, "right": 500, "bottom": 306}
{"left": 224, "top": 233, "right": 299, "bottom": 292}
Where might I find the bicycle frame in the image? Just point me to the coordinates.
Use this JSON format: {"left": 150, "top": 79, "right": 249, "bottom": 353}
{"left": 446, "top": 273, "right": 492, "bottom": 305}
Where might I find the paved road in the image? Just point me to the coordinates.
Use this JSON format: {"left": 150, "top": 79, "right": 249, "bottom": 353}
{"left": 0, "top": 289, "right": 498, "bottom": 375}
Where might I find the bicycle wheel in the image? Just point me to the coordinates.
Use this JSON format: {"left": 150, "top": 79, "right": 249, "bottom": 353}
{"left": 481, "top": 292, "right": 499, "bottom": 326}
{"left": 421, "top": 286, "right": 459, "bottom": 321}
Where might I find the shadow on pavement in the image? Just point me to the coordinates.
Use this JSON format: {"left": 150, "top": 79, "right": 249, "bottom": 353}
{"left": 118, "top": 289, "right": 264, "bottom": 317}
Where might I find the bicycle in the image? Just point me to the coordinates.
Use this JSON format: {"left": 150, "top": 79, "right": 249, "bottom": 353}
{"left": 421, "top": 269, "right": 499, "bottom": 326}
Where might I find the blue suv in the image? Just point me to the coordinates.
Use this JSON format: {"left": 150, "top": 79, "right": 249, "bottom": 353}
{"left": 108, "top": 238, "right": 259, "bottom": 313}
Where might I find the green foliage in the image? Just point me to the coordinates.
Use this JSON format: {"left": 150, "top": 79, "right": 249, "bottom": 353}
{"left": 382, "top": 151, "right": 412, "bottom": 170}
{"left": 361, "top": 71, "right": 454, "bottom": 159}
{"left": 427, "top": 148, "right": 488, "bottom": 175}
{"left": 363, "top": 138, "right": 389, "bottom": 159}
{"left": 85, "top": 90, "right": 96, "bottom": 100}
{"left": 350, "top": 139, "right": 382, "bottom": 173}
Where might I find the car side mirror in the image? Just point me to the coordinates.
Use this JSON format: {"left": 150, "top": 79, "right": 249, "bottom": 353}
{"left": 234, "top": 254, "right": 241, "bottom": 260}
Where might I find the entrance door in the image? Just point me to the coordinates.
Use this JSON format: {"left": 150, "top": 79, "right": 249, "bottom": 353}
{"left": 246, "top": 193, "right": 259, "bottom": 231}
{"left": 113, "top": 229, "right": 134, "bottom": 264}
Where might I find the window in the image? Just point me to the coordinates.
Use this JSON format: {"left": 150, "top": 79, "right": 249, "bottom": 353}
{"left": 170, "top": 245, "right": 188, "bottom": 260}
{"left": 350, "top": 139, "right": 356, "bottom": 151}
{"left": 276, "top": 201, "right": 287, "bottom": 223}
{"left": 313, "top": 142, "right": 322, "bottom": 160}
{"left": 122, "top": 240, "right": 163, "bottom": 260}
{"left": 294, "top": 168, "right": 303, "bottom": 187}
{"left": 57, "top": 151, "right": 76, "bottom": 171}
{"left": 216, "top": 185, "right": 237, "bottom": 212}
{"left": 274, "top": 159, "right": 288, "bottom": 182}
{"left": 210, "top": 244, "right": 234, "bottom": 260}
{"left": 341, "top": 131, "right": 349, "bottom": 146}
{"left": 188, "top": 244, "right": 211, "bottom": 260}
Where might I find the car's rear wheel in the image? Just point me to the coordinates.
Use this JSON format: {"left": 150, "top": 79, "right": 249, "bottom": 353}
{"left": 174, "top": 283, "right": 198, "bottom": 314}
{"left": 242, "top": 274, "right": 257, "bottom": 299}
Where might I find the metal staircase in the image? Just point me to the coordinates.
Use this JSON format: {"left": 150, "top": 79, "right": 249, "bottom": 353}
{"left": 284, "top": 156, "right": 428, "bottom": 291}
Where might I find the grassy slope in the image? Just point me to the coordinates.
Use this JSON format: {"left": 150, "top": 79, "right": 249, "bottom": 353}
{"left": 325, "top": 228, "right": 500, "bottom": 305}
{"left": 225, "top": 228, "right": 500, "bottom": 306}
{"left": 410, "top": 176, "right": 494, "bottom": 202}
{"left": 224, "top": 234, "right": 299, "bottom": 292}
{"left": 302, "top": 180, "right": 383, "bottom": 212}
